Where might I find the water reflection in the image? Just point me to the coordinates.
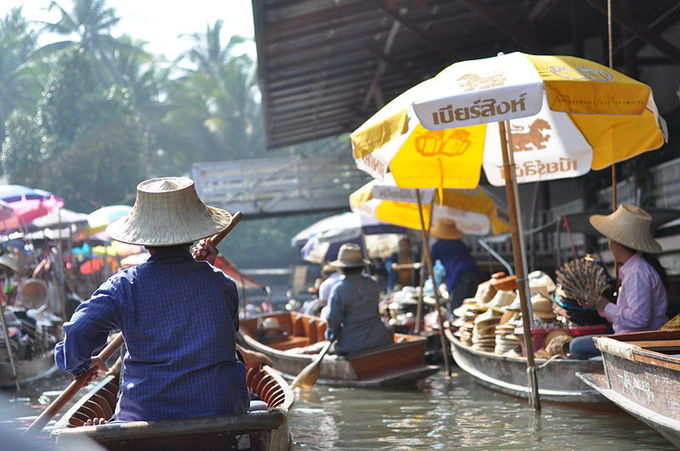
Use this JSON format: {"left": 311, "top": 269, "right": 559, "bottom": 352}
{"left": 0, "top": 369, "right": 675, "bottom": 450}
{"left": 290, "top": 371, "right": 675, "bottom": 450}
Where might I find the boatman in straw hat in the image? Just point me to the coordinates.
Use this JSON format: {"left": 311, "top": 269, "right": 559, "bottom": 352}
{"left": 326, "top": 243, "right": 393, "bottom": 355}
{"left": 54, "top": 177, "right": 270, "bottom": 422}
{"left": 569, "top": 204, "right": 669, "bottom": 359}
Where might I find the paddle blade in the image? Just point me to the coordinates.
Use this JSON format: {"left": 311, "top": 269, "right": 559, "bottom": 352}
{"left": 290, "top": 362, "right": 321, "bottom": 389}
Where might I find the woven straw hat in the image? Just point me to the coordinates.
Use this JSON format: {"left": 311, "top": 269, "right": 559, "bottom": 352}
{"left": 331, "top": 243, "right": 367, "bottom": 268}
{"left": 531, "top": 293, "right": 556, "bottom": 320}
{"left": 589, "top": 204, "right": 661, "bottom": 254}
{"left": 18, "top": 278, "right": 48, "bottom": 309}
{"left": 430, "top": 219, "right": 464, "bottom": 240}
{"left": 0, "top": 254, "right": 18, "bottom": 273}
{"left": 107, "top": 177, "right": 232, "bottom": 246}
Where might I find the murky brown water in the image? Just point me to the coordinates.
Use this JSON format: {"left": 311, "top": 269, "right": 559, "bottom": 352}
{"left": 1, "top": 370, "right": 675, "bottom": 450}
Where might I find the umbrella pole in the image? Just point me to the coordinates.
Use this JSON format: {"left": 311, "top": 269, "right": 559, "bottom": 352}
{"left": 416, "top": 190, "right": 451, "bottom": 377}
{"left": 414, "top": 247, "right": 424, "bottom": 334}
{"left": 499, "top": 121, "right": 541, "bottom": 411}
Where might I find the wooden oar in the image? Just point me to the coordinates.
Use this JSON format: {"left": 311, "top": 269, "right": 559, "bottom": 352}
{"left": 26, "top": 212, "right": 243, "bottom": 434}
{"left": 290, "top": 339, "right": 335, "bottom": 389}
{"left": 26, "top": 333, "right": 124, "bottom": 434}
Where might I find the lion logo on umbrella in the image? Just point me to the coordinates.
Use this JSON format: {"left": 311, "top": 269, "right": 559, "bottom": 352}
{"left": 511, "top": 119, "right": 552, "bottom": 151}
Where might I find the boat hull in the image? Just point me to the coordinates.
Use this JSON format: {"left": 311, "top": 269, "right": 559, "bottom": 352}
{"left": 240, "top": 312, "right": 439, "bottom": 387}
{"left": 446, "top": 330, "right": 605, "bottom": 403}
{"left": 578, "top": 331, "right": 680, "bottom": 448}
{"left": 51, "top": 365, "right": 294, "bottom": 451}
{"left": 0, "top": 351, "right": 57, "bottom": 388}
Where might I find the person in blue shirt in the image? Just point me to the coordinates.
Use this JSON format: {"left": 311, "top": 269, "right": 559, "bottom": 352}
{"left": 429, "top": 220, "right": 484, "bottom": 312}
{"left": 54, "top": 177, "right": 269, "bottom": 423}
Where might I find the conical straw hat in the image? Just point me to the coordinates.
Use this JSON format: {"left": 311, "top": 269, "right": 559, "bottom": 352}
{"left": 589, "top": 204, "right": 661, "bottom": 253}
{"left": 430, "top": 218, "right": 464, "bottom": 240}
{"left": 107, "top": 177, "right": 233, "bottom": 246}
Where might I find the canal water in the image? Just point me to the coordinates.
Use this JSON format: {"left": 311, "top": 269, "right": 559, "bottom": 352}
{"left": 1, "top": 370, "right": 675, "bottom": 450}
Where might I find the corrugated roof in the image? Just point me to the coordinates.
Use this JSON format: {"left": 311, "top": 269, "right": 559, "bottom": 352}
{"left": 253, "top": 0, "right": 680, "bottom": 149}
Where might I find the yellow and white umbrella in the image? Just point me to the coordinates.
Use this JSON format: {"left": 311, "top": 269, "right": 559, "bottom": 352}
{"left": 350, "top": 51, "right": 667, "bottom": 409}
{"left": 352, "top": 52, "right": 666, "bottom": 189}
{"left": 349, "top": 176, "right": 510, "bottom": 236}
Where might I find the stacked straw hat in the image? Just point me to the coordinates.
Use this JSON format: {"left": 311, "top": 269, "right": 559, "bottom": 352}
{"left": 495, "top": 323, "right": 520, "bottom": 354}
{"left": 107, "top": 177, "right": 233, "bottom": 246}
{"left": 472, "top": 308, "right": 502, "bottom": 352}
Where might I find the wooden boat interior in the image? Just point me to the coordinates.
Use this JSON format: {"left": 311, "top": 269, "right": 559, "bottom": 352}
{"left": 240, "top": 312, "right": 432, "bottom": 381}
{"left": 52, "top": 364, "right": 294, "bottom": 451}
{"left": 241, "top": 312, "right": 423, "bottom": 351}
{"left": 602, "top": 329, "right": 680, "bottom": 370}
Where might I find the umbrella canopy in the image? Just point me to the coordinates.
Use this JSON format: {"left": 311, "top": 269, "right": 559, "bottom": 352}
{"left": 87, "top": 205, "right": 132, "bottom": 233}
{"left": 291, "top": 211, "right": 406, "bottom": 247}
{"left": 80, "top": 256, "right": 119, "bottom": 275}
{"left": 30, "top": 208, "right": 88, "bottom": 230}
{"left": 352, "top": 52, "right": 666, "bottom": 189}
{"left": 0, "top": 186, "right": 64, "bottom": 228}
{"left": 349, "top": 176, "right": 510, "bottom": 236}
{"left": 92, "top": 241, "right": 143, "bottom": 257}
{"left": 301, "top": 233, "right": 401, "bottom": 264}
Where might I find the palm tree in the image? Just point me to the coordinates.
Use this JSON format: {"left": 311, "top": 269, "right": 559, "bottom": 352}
{"left": 0, "top": 8, "right": 42, "bottom": 142}
{"left": 36, "top": 0, "right": 145, "bottom": 83}
{"left": 174, "top": 21, "right": 265, "bottom": 160}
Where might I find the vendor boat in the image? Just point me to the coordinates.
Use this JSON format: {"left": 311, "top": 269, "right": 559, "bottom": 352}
{"left": 0, "top": 349, "right": 57, "bottom": 388}
{"left": 50, "top": 362, "right": 294, "bottom": 451}
{"left": 445, "top": 328, "right": 605, "bottom": 403}
{"left": 577, "top": 329, "right": 680, "bottom": 448}
{"left": 239, "top": 312, "right": 439, "bottom": 387}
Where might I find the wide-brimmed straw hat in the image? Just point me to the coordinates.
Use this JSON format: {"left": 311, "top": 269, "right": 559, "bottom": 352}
{"left": 430, "top": 219, "right": 464, "bottom": 240}
{"left": 589, "top": 204, "right": 662, "bottom": 254}
{"left": 107, "top": 177, "right": 233, "bottom": 246}
{"left": 331, "top": 243, "right": 367, "bottom": 268}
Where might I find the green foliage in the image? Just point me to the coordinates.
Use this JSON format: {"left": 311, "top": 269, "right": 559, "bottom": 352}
{"left": 2, "top": 49, "right": 145, "bottom": 211}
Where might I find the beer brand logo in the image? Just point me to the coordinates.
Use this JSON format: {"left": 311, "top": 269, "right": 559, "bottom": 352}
{"left": 511, "top": 119, "right": 551, "bottom": 152}
{"left": 549, "top": 65, "right": 613, "bottom": 82}
{"left": 414, "top": 129, "right": 471, "bottom": 157}
{"left": 430, "top": 93, "right": 528, "bottom": 126}
{"left": 457, "top": 72, "right": 507, "bottom": 92}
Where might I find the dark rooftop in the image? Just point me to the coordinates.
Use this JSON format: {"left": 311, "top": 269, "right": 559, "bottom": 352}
{"left": 252, "top": 0, "right": 680, "bottom": 149}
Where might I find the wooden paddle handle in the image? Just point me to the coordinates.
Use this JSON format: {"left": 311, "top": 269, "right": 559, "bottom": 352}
{"left": 209, "top": 211, "right": 242, "bottom": 246}
{"left": 26, "top": 333, "right": 125, "bottom": 434}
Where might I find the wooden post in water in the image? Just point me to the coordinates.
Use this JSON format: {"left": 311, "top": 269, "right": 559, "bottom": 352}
{"left": 499, "top": 121, "right": 541, "bottom": 410}
{"left": 416, "top": 190, "right": 451, "bottom": 377}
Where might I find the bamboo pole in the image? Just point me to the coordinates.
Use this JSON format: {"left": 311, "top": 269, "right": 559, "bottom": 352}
{"left": 499, "top": 121, "right": 541, "bottom": 410}
{"left": 416, "top": 190, "right": 451, "bottom": 376}
{"left": 0, "top": 285, "right": 19, "bottom": 390}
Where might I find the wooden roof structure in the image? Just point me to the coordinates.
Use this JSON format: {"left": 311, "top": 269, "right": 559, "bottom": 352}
{"left": 253, "top": 0, "right": 680, "bottom": 149}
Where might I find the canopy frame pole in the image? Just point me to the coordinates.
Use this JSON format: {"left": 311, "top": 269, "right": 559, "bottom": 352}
{"left": 499, "top": 120, "right": 541, "bottom": 411}
{"left": 416, "top": 190, "right": 451, "bottom": 376}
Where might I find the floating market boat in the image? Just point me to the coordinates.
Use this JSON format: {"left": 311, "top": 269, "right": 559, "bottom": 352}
{"left": 445, "top": 329, "right": 605, "bottom": 403}
{"left": 577, "top": 330, "right": 680, "bottom": 448}
{"left": 239, "top": 312, "right": 439, "bottom": 387}
{"left": 51, "top": 362, "right": 295, "bottom": 451}
{"left": 0, "top": 350, "right": 57, "bottom": 388}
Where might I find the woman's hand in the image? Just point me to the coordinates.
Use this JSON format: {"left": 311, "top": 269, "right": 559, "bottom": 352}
{"left": 192, "top": 239, "right": 218, "bottom": 265}
{"left": 238, "top": 346, "right": 272, "bottom": 369}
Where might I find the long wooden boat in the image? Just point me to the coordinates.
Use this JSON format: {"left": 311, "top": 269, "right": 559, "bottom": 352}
{"left": 240, "top": 312, "right": 439, "bottom": 387}
{"left": 0, "top": 350, "right": 57, "bottom": 388}
{"left": 577, "top": 330, "right": 680, "bottom": 448}
{"left": 444, "top": 329, "right": 605, "bottom": 403}
{"left": 51, "top": 363, "right": 295, "bottom": 451}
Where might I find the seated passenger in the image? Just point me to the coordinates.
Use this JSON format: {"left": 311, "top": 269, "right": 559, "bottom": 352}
{"left": 570, "top": 205, "right": 668, "bottom": 359}
{"left": 325, "top": 244, "right": 393, "bottom": 355}
{"left": 54, "top": 177, "right": 269, "bottom": 422}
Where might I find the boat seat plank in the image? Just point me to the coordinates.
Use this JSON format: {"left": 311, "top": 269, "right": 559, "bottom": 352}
{"left": 628, "top": 339, "right": 680, "bottom": 350}
{"left": 268, "top": 336, "right": 309, "bottom": 350}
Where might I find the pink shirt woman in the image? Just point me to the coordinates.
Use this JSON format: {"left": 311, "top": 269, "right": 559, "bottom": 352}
{"left": 600, "top": 252, "right": 668, "bottom": 334}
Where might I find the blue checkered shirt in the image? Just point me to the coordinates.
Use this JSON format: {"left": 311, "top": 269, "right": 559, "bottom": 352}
{"left": 55, "top": 248, "right": 249, "bottom": 421}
